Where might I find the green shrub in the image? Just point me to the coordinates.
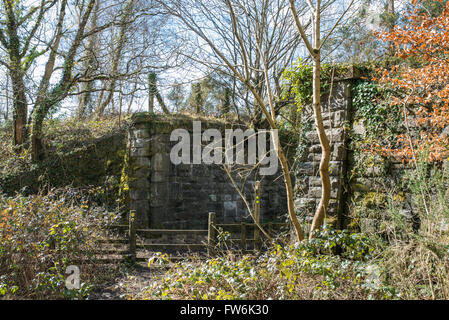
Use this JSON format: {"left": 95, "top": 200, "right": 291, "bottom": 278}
{"left": 133, "top": 227, "right": 383, "bottom": 300}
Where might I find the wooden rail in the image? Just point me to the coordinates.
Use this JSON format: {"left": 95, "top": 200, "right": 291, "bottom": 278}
{"left": 123, "top": 210, "right": 288, "bottom": 262}
{"left": 98, "top": 181, "right": 289, "bottom": 265}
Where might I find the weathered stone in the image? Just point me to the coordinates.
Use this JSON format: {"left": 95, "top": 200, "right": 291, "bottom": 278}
{"left": 365, "top": 166, "right": 383, "bottom": 176}
{"left": 334, "top": 110, "right": 346, "bottom": 124}
{"left": 294, "top": 198, "right": 316, "bottom": 211}
{"left": 306, "top": 128, "right": 344, "bottom": 144}
{"left": 130, "top": 147, "right": 150, "bottom": 157}
{"left": 128, "top": 178, "right": 149, "bottom": 189}
{"left": 128, "top": 114, "right": 288, "bottom": 229}
{"left": 132, "top": 156, "right": 150, "bottom": 167}
{"left": 151, "top": 171, "right": 165, "bottom": 183}
{"left": 151, "top": 153, "right": 170, "bottom": 172}
{"left": 130, "top": 200, "right": 150, "bottom": 227}
{"left": 132, "top": 138, "right": 150, "bottom": 149}
{"left": 129, "top": 189, "right": 150, "bottom": 200}
{"left": 352, "top": 122, "right": 366, "bottom": 136}
{"left": 134, "top": 129, "right": 150, "bottom": 139}
{"left": 309, "top": 144, "right": 321, "bottom": 153}
{"left": 331, "top": 143, "right": 346, "bottom": 160}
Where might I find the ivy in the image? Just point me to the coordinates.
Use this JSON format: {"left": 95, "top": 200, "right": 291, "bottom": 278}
{"left": 351, "top": 79, "right": 402, "bottom": 139}
{"left": 281, "top": 58, "right": 353, "bottom": 111}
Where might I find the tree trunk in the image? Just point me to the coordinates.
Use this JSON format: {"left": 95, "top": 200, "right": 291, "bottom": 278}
{"left": 10, "top": 71, "right": 28, "bottom": 146}
{"left": 96, "top": 0, "right": 134, "bottom": 118}
{"left": 388, "top": 0, "right": 394, "bottom": 15}
{"left": 148, "top": 72, "right": 156, "bottom": 113}
{"left": 309, "top": 53, "right": 331, "bottom": 239}
{"left": 277, "top": 146, "right": 305, "bottom": 241}
{"left": 77, "top": 0, "right": 100, "bottom": 119}
{"left": 31, "top": 0, "right": 95, "bottom": 160}
{"left": 5, "top": 2, "right": 28, "bottom": 146}
{"left": 148, "top": 72, "right": 169, "bottom": 114}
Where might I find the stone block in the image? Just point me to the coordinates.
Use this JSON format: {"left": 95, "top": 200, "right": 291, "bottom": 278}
{"left": 133, "top": 166, "right": 150, "bottom": 178}
{"left": 128, "top": 178, "right": 149, "bottom": 189}
{"left": 132, "top": 156, "right": 150, "bottom": 167}
{"left": 296, "top": 162, "right": 317, "bottom": 175}
{"left": 130, "top": 200, "right": 149, "bottom": 228}
{"left": 150, "top": 182, "right": 168, "bottom": 207}
{"left": 132, "top": 138, "right": 150, "bottom": 149}
{"left": 306, "top": 128, "right": 344, "bottom": 144}
{"left": 134, "top": 129, "right": 150, "bottom": 139}
{"left": 309, "top": 144, "right": 321, "bottom": 153}
{"left": 334, "top": 110, "right": 346, "bottom": 124}
{"left": 151, "top": 171, "right": 165, "bottom": 182}
{"left": 331, "top": 143, "right": 346, "bottom": 160}
{"left": 129, "top": 189, "right": 150, "bottom": 200}
{"left": 151, "top": 153, "right": 170, "bottom": 172}
{"left": 130, "top": 147, "right": 150, "bottom": 157}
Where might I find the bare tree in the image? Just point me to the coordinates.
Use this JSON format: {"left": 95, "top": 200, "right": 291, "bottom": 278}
{"left": 29, "top": 0, "right": 98, "bottom": 159}
{"left": 289, "top": 0, "right": 354, "bottom": 238}
{"left": 95, "top": 0, "right": 135, "bottom": 118}
{"left": 148, "top": 71, "right": 170, "bottom": 114}
{"left": 159, "top": 0, "right": 308, "bottom": 241}
{"left": 0, "top": 0, "right": 60, "bottom": 145}
{"left": 77, "top": 0, "right": 101, "bottom": 119}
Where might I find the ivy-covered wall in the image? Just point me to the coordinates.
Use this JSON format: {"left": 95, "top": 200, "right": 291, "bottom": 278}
{"left": 345, "top": 78, "right": 419, "bottom": 234}
{"left": 291, "top": 67, "right": 426, "bottom": 233}
{"left": 0, "top": 130, "right": 127, "bottom": 197}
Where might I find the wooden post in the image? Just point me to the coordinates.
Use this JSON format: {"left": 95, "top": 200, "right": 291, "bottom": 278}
{"left": 208, "top": 212, "right": 217, "bottom": 257}
{"left": 129, "top": 210, "right": 136, "bottom": 262}
{"left": 254, "top": 181, "right": 261, "bottom": 251}
{"left": 268, "top": 222, "right": 273, "bottom": 237}
{"left": 240, "top": 222, "right": 246, "bottom": 254}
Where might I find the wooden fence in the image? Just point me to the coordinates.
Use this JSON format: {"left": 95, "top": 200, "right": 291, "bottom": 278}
{"left": 125, "top": 211, "right": 288, "bottom": 261}
{"left": 93, "top": 180, "right": 288, "bottom": 264}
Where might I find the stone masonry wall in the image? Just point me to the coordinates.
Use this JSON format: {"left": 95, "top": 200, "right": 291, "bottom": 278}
{"left": 127, "top": 114, "right": 288, "bottom": 229}
{"left": 294, "top": 80, "right": 353, "bottom": 228}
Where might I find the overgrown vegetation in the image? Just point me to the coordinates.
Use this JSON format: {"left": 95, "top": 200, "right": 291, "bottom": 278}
{"left": 0, "top": 187, "right": 123, "bottom": 299}
{"left": 1, "top": 0, "right": 449, "bottom": 302}
{"left": 131, "top": 227, "right": 376, "bottom": 300}
{"left": 0, "top": 116, "right": 127, "bottom": 198}
{"left": 126, "top": 160, "right": 449, "bottom": 300}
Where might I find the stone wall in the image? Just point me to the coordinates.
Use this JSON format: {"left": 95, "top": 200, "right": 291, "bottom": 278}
{"left": 126, "top": 75, "right": 429, "bottom": 233}
{"left": 292, "top": 74, "right": 444, "bottom": 233}
{"left": 294, "top": 80, "right": 353, "bottom": 229}
{"left": 126, "top": 114, "right": 288, "bottom": 229}
{"left": 0, "top": 130, "right": 127, "bottom": 196}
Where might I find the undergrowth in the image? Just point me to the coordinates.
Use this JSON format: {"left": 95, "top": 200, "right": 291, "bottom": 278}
{"left": 0, "top": 116, "right": 128, "bottom": 178}
{"left": 0, "top": 187, "right": 123, "bottom": 299}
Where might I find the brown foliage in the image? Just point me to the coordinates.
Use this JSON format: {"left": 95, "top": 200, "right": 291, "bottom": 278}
{"left": 375, "top": 0, "right": 449, "bottom": 162}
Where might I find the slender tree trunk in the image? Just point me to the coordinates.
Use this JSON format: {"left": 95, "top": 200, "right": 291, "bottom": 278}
{"left": 388, "top": 0, "right": 394, "bottom": 16}
{"left": 10, "top": 70, "right": 28, "bottom": 145}
{"left": 309, "top": 52, "right": 331, "bottom": 238}
{"left": 289, "top": 0, "right": 332, "bottom": 239}
{"left": 31, "top": 0, "right": 95, "bottom": 160}
{"left": 96, "top": 0, "right": 134, "bottom": 118}
{"left": 278, "top": 146, "right": 305, "bottom": 241}
{"left": 387, "top": 0, "right": 395, "bottom": 51}
{"left": 149, "top": 72, "right": 169, "bottom": 114}
{"left": 5, "top": 2, "right": 28, "bottom": 146}
{"left": 77, "top": 0, "right": 100, "bottom": 119}
{"left": 5, "top": 74, "right": 9, "bottom": 121}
